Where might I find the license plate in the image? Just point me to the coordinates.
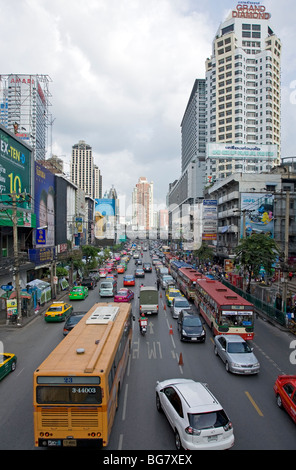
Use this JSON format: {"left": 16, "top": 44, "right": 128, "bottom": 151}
{"left": 208, "top": 435, "right": 218, "bottom": 442}
{"left": 48, "top": 440, "right": 62, "bottom": 447}
{"left": 63, "top": 439, "right": 77, "bottom": 447}
{"left": 191, "top": 338, "right": 198, "bottom": 341}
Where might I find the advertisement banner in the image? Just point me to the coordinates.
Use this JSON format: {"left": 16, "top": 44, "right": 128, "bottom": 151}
{"left": 35, "top": 162, "right": 55, "bottom": 246}
{"left": 202, "top": 200, "right": 217, "bottom": 241}
{"left": 240, "top": 192, "right": 274, "bottom": 238}
{"left": 94, "top": 199, "right": 115, "bottom": 239}
{"left": 207, "top": 143, "right": 277, "bottom": 160}
{"left": 0, "top": 124, "right": 32, "bottom": 209}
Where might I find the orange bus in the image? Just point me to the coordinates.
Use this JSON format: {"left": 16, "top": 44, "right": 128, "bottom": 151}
{"left": 194, "top": 278, "right": 254, "bottom": 340}
{"left": 176, "top": 267, "right": 203, "bottom": 300}
{"left": 33, "top": 302, "right": 133, "bottom": 448}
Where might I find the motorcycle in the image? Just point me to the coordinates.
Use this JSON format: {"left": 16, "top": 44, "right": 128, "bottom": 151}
{"left": 139, "top": 318, "right": 148, "bottom": 336}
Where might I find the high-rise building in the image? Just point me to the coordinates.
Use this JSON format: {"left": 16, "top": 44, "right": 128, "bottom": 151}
{"left": 0, "top": 74, "right": 52, "bottom": 160}
{"left": 70, "top": 140, "right": 102, "bottom": 199}
{"left": 132, "top": 177, "right": 154, "bottom": 230}
{"left": 205, "top": 2, "right": 281, "bottom": 182}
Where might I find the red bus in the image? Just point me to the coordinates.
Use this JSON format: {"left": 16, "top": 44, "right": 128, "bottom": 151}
{"left": 194, "top": 278, "right": 254, "bottom": 340}
{"left": 177, "top": 267, "right": 203, "bottom": 300}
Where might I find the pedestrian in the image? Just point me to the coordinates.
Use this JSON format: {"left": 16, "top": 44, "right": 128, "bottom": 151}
{"left": 289, "top": 271, "right": 293, "bottom": 281}
{"left": 157, "top": 278, "right": 160, "bottom": 290}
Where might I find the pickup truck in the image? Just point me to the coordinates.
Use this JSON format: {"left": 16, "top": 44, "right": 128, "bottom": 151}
{"left": 139, "top": 286, "right": 158, "bottom": 315}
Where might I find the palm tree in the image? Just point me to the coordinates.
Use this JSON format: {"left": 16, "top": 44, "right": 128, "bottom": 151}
{"left": 234, "top": 233, "right": 281, "bottom": 293}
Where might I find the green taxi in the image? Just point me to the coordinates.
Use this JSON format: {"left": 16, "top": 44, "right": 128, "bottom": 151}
{"left": 0, "top": 353, "right": 17, "bottom": 381}
{"left": 69, "top": 285, "right": 88, "bottom": 300}
{"left": 44, "top": 301, "right": 73, "bottom": 322}
{"left": 165, "top": 287, "right": 183, "bottom": 306}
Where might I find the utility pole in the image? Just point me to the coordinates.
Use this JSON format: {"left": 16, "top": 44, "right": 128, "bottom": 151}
{"left": 11, "top": 192, "right": 22, "bottom": 325}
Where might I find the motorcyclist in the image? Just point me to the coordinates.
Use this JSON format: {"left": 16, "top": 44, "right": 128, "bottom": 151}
{"left": 139, "top": 312, "right": 148, "bottom": 331}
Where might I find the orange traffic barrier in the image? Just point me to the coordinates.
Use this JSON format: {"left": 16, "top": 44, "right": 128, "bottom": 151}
{"left": 178, "top": 353, "right": 184, "bottom": 366}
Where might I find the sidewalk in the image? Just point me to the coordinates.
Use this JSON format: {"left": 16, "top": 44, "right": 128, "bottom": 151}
{"left": 0, "top": 289, "right": 69, "bottom": 328}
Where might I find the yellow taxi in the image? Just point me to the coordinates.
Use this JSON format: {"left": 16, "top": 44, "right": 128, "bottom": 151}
{"left": 44, "top": 301, "right": 73, "bottom": 322}
{"left": 165, "top": 287, "right": 183, "bottom": 306}
{"left": 0, "top": 353, "right": 17, "bottom": 381}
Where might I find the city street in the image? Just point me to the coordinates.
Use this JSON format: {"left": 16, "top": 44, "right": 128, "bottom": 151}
{"left": 0, "top": 251, "right": 295, "bottom": 451}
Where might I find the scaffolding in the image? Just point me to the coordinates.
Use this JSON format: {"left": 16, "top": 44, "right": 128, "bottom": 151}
{"left": 0, "top": 74, "right": 52, "bottom": 160}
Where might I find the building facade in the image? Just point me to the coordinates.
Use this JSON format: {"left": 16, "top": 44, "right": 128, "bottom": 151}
{"left": 132, "top": 177, "right": 154, "bottom": 231}
{"left": 0, "top": 74, "right": 52, "bottom": 161}
{"left": 205, "top": 3, "right": 281, "bottom": 183}
{"left": 70, "top": 140, "right": 101, "bottom": 199}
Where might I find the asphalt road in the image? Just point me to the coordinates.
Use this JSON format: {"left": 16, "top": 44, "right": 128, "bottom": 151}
{"left": 0, "top": 251, "right": 295, "bottom": 451}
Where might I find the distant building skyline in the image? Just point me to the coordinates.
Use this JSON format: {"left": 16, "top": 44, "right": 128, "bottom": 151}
{"left": 132, "top": 176, "right": 154, "bottom": 230}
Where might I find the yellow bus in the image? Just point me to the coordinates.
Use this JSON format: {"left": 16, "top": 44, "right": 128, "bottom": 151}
{"left": 33, "top": 302, "right": 133, "bottom": 448}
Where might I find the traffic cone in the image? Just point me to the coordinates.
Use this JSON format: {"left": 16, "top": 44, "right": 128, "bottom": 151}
{"left": 169, "top": 324, "right": 173, "bottom": 335}
{"left": 164, "top": 304, "right": 166, "bottom": 310}
{"left": 178, "top": 353, "right": 184, "bottom": 366}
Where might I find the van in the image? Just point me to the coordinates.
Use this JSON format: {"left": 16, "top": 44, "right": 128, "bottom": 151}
{"left": 139, "top": 286, "right": 158, "bottom": 315}
{"left": 99, "top": 279, "right": 117, "bottom": 297}
{"left": 157, "top": 267, "right": 168, "bottom": 279}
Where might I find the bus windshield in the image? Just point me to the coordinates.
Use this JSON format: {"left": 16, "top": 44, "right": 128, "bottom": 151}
{"left": 220, "top": 312, "right": 253, "bottom": 327}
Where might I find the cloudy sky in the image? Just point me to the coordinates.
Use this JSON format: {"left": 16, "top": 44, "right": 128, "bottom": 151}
{"left": 1, "top": 0, "right": 296, "bottom": 209}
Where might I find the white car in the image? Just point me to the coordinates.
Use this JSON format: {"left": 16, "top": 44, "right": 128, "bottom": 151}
{"left": 214, "top": 335, "right": 260, "bottom": 374}
{"left": 155, "top": 378, "right": 234, "bottom": 450}
{"left": 171, "top": 297, "right": 191, "bottom": 319}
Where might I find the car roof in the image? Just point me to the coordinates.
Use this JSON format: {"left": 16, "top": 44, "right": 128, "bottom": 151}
{"left": 181, "top": 309, "right": 197, "bottom": 316}
{"left": 159, "top": 379, "right": 221, "bottom": 412}
{"left": 220, "top": 334, "right": 245, "bottom": 343}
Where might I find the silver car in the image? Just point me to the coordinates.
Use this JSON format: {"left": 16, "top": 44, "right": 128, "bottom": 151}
{"left": 214, "top": 335, "right": 260, "bottom": 374}
{"left": 171, "top": 297, "right": 191, "bottom": 319}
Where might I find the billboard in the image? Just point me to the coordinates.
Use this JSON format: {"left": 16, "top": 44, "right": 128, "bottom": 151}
{"left": 207, "top": 143, "right": 277, "bottom": 160}
{"left": 202, "top": 199, "right": 217, "bottom": 241}
{"left": 240, "top": 192, "right": 274, "bottom": 238}
{"left": 94, "top": 199, "right": 115, "bottom": 239}
{"left": 0, "top": 124, "right": 32, "bottom": 210}
{"left": 35, "top": 162, "right": 55, "bottom": 246}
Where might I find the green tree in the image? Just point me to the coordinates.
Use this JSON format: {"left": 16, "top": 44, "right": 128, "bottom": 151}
{"left": 234, "top": 233, "right": 281, "bottom": 293}
{"left": 194, "top": 243, "right": 214, "bottom": 264}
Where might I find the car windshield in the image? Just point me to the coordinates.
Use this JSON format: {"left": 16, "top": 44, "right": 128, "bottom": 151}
{"left": 169, "top": 291, "right": 180, "bottom": 298}
{"left": 188, "top": 410, "right": 229, "bottom": 430}
{"left": 227, "top": 342, "right": 252, "bottom": 353}
{"left": 48, "top": 306, "right": 62, "bottom": 312}
{"left": 66, "top": 316, "right": 83, "bottom": 326}
{"left": 183, "top": 316, "right": 202, "bottom": 327}
{"left": 101, "top": 283, "right": 112, "bottom": 288}
{"left": 175, "top": 300, "right": 190, "bottom": 308}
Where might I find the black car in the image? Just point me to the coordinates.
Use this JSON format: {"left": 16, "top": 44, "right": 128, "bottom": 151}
{"left": 177, "top": 309, "right": 206, "bottom": 342}
{"left": 63, "top": 312, "right": 86, "bottom": 336}
{"left": 135, "top": 268, "right": 145, "bottom": 278}
{"left": 143, "top": 262, "right": 152, "bottom": 272}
